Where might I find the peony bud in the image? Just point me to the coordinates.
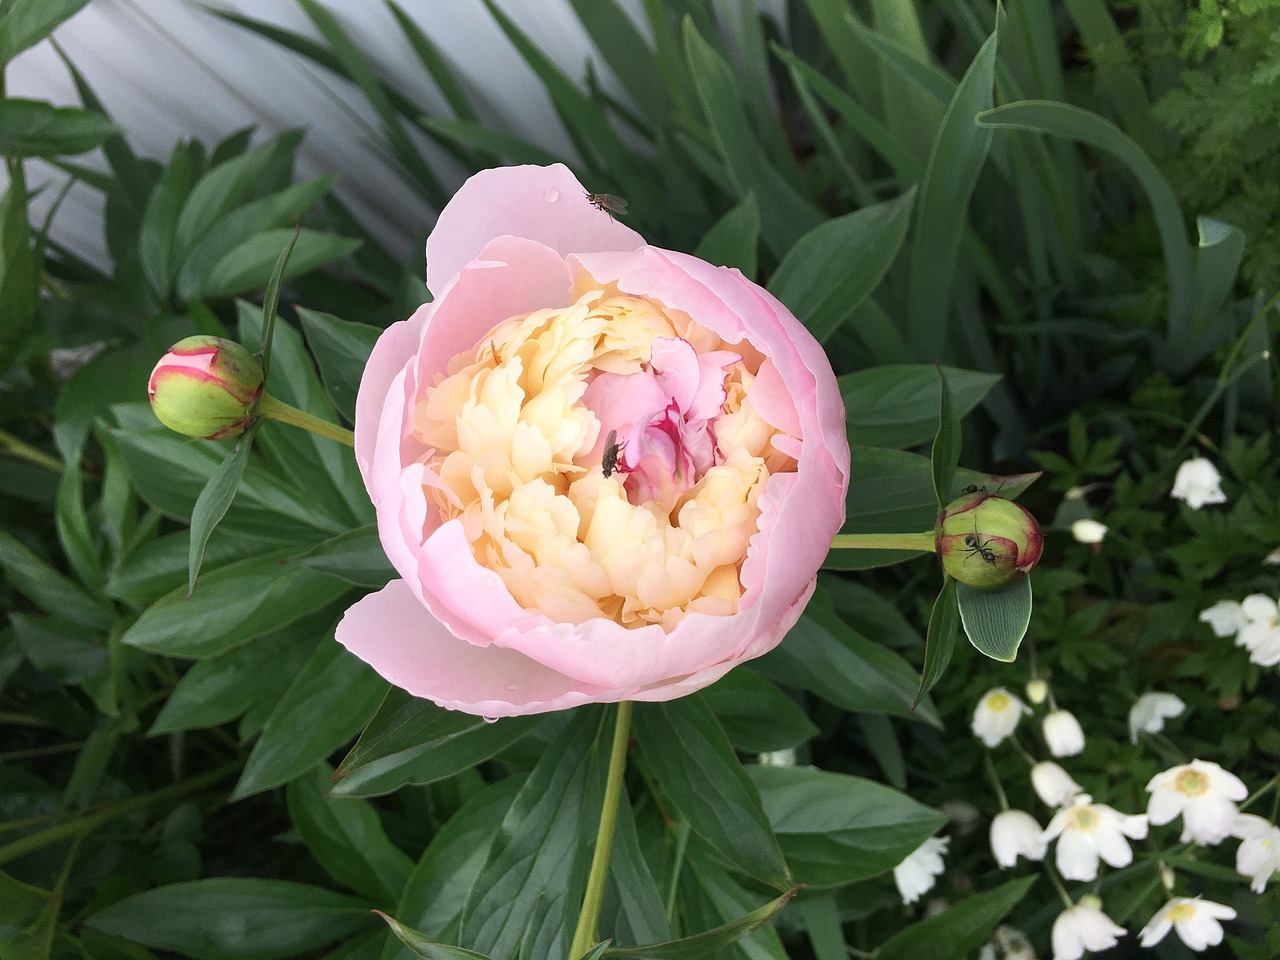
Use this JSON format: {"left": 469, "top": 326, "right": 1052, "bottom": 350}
{"left": 935, "top": 492, "right": 1043, "bottom": 590}
{"left": 148, "top": 336, "right": 264, "bottom": 440}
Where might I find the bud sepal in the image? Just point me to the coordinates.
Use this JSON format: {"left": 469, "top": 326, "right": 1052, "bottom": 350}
{"left": 935, "top": 491, "right": 1043, "bottom": 590}
{"left": 148, "top": 336, "right": 265, "bottom": 440}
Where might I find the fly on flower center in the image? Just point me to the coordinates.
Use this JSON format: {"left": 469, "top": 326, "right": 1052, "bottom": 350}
{"left": 412, "top": 287, "right": 800, "bottom": 631}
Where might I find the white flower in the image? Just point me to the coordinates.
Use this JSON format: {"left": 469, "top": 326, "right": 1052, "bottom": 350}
{"left": 1025, "top": 677, "right": 1048, "bottom": 705}
{"left": 1231, "top": 813, "right": 1280, "bottom": 892}
{"left": 1236, "top": 594, "right": 1280, "bottom": 666}
{"left": 1031, "top": 761, "right": 1084, "bottom": 808}
{"left": 1070, "top": 519, "right": 1107, "bottom": 544}
{"left": 1051, "top": 896, "right": 1125, "bottom": 960}
{"left": 757, "top": 748, "right": 796, "bottom": 766}
{"left": 893, "top": 836, "right": 948, "bottom": 905}
{"left": 990, "top": 809, "right": 1047, "bottom": 867}
{"left": 1043, "top": 796, "right": 1148, "bottom": 881}
{"left": 980, "top": 925, "right": 1037, "bottom": 960}
{"left": 1042, "top": 709, "right": 1086, "bottom": 757}
{"left": 1146, "top": 759, "right": 1248, "bottom": 845}
{"left": 1171, "top": 457, "right": 1227, "bottom": 509}
{"left": 1197, "top": 599, "right": 1248, "bottom": 638}
{"left": 972, "top": 688, "right": 1030, "bottom": 748}
{"left": 1265, "top": 546, "right": 1280, "bottom": 565}
{"left": 1128, "top": 691, "right": 1186, "bottom": 743}
{"left": 1138, "top": 897, "right": 1236, "bottom": 951}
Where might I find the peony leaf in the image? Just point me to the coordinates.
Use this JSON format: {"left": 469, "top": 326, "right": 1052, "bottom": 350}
{"left": 839, "top": 364, "right": 1000, "bottom": 450}
{"left": 290, "top": 526, "right": 395, "bottom": 589}
{"left": 877, "top": 876, "right": 1035, "bottom": 960}
{"left": 917, "top": 577, "right": 959, "bottom": 704}
{"left": 297, "top": 307, "right": 381, "bottom": 423}
{"left": 0, "top": 0, "right": 89, "bottom": 63}
{"left": 956, "top": 577, "right": 1033, "bottom": 662}
{"left": 604, "top": 887, "right": 797, "bottom": 958}
{"left": 187, "top": 426, "right": 255, "bottom": 597}
{"left": 930, "top": 365, "right": 960, "bottom": 508}
{"left": 0, "top": 99, "right": 119, "bottom": 158}
{"left": 693, "top": 193, "right": 760, "bottom": 279}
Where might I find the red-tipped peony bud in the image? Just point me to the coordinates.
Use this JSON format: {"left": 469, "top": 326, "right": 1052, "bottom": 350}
{"left": 936, "top": 491, "right": 1043, "bottom": 589}
{"left": 148, "top": 336, "right": 264, "bottom": 440}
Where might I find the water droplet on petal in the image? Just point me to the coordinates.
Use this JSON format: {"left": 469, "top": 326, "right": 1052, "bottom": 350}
{"left": 482, "top": 716, "right": 499, "bottom": 724}
{"left": 503, "top": 684, "right": 520, "bottom": 692}
{"left": 543, "top": 186, "right": 559, "bottom": 202}
{"left": 484, "top": 573, "right": 500, "bottom": 591}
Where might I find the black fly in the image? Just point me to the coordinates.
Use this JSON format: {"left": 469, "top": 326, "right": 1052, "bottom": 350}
{"left": 586, "top": 192, "right": 629, "bottom": 219}
{"left": 602, "top": 429, "right": 626, "bottom": 479}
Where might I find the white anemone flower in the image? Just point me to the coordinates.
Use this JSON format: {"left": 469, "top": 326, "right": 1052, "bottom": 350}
{"left": 1197, "top": 599, "right": 1249, "bottom": 638}
{"left": 1043, "top": 796, "right": 1148, "bottom": 881}
{"left": 1231, "top": 813, "right": 1280, "bottom": 892}
{"left": 1070, "top": 519, "right": 1107, "bottom": 544}
{"left": 1146, "top": 759, "right": 1248, "bottom": 845}
{"left": 971, "top": 688, "right": 1031, "bottom": 748}
{"left": 1051, "top": 896, "right": 1125, "bottom": 960}
{"left": 1171, "top": 457, "right": 1227, "bottom": 509}
{"left": 990, "top": 809, "right": 1048, "bottom": 868}
{"left": 893, "top": 836, "right": 948, "bottom": 905}
{"left": 1042, "top": 709, "right": 1086, "bottom": 757}
{"left": 1031, "top": 761, "right": 1084, "bottom": 808}
{"left": 1128, "top": 691, "right": 1186, "bottom": 743}
{"left": 1138, "top": 897, "right": 1236, "bottom": 951}
{"left": 1235, "top": 594, "right": 1280, "bottom": 667}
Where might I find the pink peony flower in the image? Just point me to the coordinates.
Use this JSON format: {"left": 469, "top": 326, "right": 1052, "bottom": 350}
{"left": 336, "top": 164, "right": 849, "bottom": 717}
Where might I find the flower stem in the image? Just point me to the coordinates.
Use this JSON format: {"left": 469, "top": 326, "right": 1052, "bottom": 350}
{"left": 569, "top": 700, "right": 633, "bottom": 960}
{"left": 255, "top": 393, "right": 355, "bottom": 448}
{"left": 983, "top": 750, "right": 1010, "bottom": 811}
{"left": 0, "top": 428, "right": 64, "bottom": 473}
{"left": 829, "top": 531, "right": 936, "bottom": 552}
{"left": 1046, "top": 864, "right": 1075, "bottom": 909}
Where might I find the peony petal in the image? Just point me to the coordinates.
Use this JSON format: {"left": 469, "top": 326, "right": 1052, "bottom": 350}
{"left": 426, "top": 164, "right": 643, "bottom": 296}
{"left": 354, "top": 303, "right": 431, "bottom": 482}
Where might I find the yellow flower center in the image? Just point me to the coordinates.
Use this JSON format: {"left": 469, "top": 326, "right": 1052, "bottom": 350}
{"left": 1167, "top": 902, "right": 1197, "bottom": 924}
{"left": 1175, "top": 769, "right": 1209, "bottom": 796}
{"left": 414, "top": 288, "right": 797, "bottom": 630}
{"left": 987, "top": 692, "right": 1011, "bottom": 712}
{"left": 1070, "top": 807, "right": 1098, "bottom": 832}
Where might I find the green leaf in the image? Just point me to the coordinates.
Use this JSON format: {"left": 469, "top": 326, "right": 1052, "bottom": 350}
{"left": 677, "top": 841, "right": 790, "bottom": 960}
{"left": 201, "top": 227, "right": 359, "bottom": 300}
{"left": 634, "top": 696, "right": 790, "bottom": 889}
{"left": 376, "top": 913, "right": 496, "bottom": 960}
{"left": 907, "top": 28, "right": 998, "bottom": 360}
{"left": 187, "top": 427, "right": 256, "bottom": 597}
{"left": 567, "top": 0, "right": 667, "bottom": 125}
{"left": 917, "top": 578, "right": 959, "bottom": 704}
{"left": 602, "top": 786, "right": 671, "bottom": 946}
{"left": 0, "top": 0, "right": 90, "bottom": 63}
{"left": 86, "top": 878, "right": 374, "bottom": 960}
{"left": 606, "top": 887, "right": 797, "bottom": 958}
{"left": 699, "top": 669, "right": 819, "bottom": 754}
{"left": 235, "top": 640, "right": 389, "bottom": 798}
{"left": 768, "top": 188, "right": 915, "bottom": 344}
{"left": 748, "top": 766, "right": 946, "bottom": 888}
{"left": 288, "top": 763, "right": 414, "bottom": 905}
{"left": 461, "top": 708, "right": 607, "bottom": 960}
{"left": 0, "top": 165, "right": 37, "bottom": 369}
{"left": 291, "top": 526, "right": 394, "bottom": 588}
{"left": 682, "top": 18, "right": 819, "bottom": 257}
{"left": 122, "top": 548, "right": 349, "bottom": 658}
{"left": 840, "top": 364, "right": 1000, "bottom": 449}
{"left": 876, "top": 876, "right": 1036, "bottom": 960}
{"left": 417, "top": 117, "right": 564, "bottom": 168}
{"left": 976, "top": 100, "right": 1193, "bottom": 344}
{"left": 956, "top": 576, "right": 1033, "bottom": 662}
{"left": 0, "top": 531, "right": 112, "bottom": 629}
{"left": 330, "top": 689, "right": 541, "bottom": 798}
{"left": 692, "top": 194, "right": 760, "bottom": 279}
{"left": 297, "top": 307, "right": 381, "bottom": 422}
{"left": 138, "top": 142, "right": 195, "bottom": 302}
{"left": 9, "top": 613, "right": 105, "bottom": 683}
{"left": 0, "top": 99, "right": 119, "bottom": 157}
{"left": 930, "top": 366, "right": 960, "bottom": 508}
{"left": 385, "top": 1, "right": 482, "bottom": 126}
{"left": 757, "top": 604, "right": 940, "bottom": 726}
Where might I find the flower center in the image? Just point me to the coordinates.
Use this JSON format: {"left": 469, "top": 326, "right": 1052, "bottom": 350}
{"left": 412, "top": 289, "right": 799, "bottom": 630}
{"left": 1070, "top": 807, "right": 1098, "bottom": 832}
{"left": 987, "top": 692, "right": 1011, "bottom": 712}
{"left": 1167, "top": 902, "right": 1196, "bottom": 924}
{"left": 1174, "top": 769, "right": 1209, "bottom": 796}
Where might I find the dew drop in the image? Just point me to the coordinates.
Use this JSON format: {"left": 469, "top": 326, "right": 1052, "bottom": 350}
{"left": 484, "top": 573, "right": 500, "bottom": 591}
{"left": 503, "top": 684, "right": 520, "bottom": 692}
{"left": 482, "top": 716, "right": 499, "bottom": 724}
{"left": 543, "top": 186, "right": 560, "bottom": 202}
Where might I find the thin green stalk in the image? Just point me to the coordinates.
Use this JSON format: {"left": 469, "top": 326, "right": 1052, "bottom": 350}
{"left": 255, "top": 393, "right": 355, "bottom": 447}
{"left": 983, "top": 750, "right": 1010, "bottom": 811}
{"left": 0, "top": 428, "right": 64, "bottom": 474}
{"left": 0, "top": 763, "right": 236, "bottom": 865}
{"left": 829, "top": 531, "right": 936, "bottom": 552}
{"left": 1046, "top": 863, "right": 1075, "bottom": 908}
{"left": 569, "top": 700, "right": 633, "bottom": 960}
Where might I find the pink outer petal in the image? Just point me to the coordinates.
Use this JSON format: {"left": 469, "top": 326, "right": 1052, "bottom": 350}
{"left": 425, "top": 164, "right": 644, "bottom": 296}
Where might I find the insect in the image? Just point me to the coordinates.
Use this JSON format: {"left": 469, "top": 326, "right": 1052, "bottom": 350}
{"left": 586, "top": 192, "right": 629, "bottom": 219}
{"left": 964, "top": 533, "right": 999, "bottom": 564}
{"left": 602, "top": 429, "right": 626, "bottom": 479}
{"left": 962, "top": 484, "right": 985, "bottom": 494}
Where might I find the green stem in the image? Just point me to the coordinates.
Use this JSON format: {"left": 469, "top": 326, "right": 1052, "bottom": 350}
{"left": 829, "top": 531, "right": 936, "bottom": 552}
{"left": 0, "top": 763, "right": 235, "bottom": 865}
{"left": 255, "top": 393, "right": 355, "bottom": 448}
{"left": 0, "top": 428, "right": 64, "bottom": 474}
{"left": 569, "top": 700, "right": 633, "bottom": 960}
{"left": 983, "top": 750, "right": 1009, "bottom": 811}
{"left": 1046, "top": 864, "right": 1075, "bottom": 909}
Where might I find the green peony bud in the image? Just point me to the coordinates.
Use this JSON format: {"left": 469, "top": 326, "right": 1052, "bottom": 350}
{"left": 935, "top": 491, "right": 1043, "bottom": 590}
{"left": 147, "top": 336, "right": 264, "bottom": 440}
